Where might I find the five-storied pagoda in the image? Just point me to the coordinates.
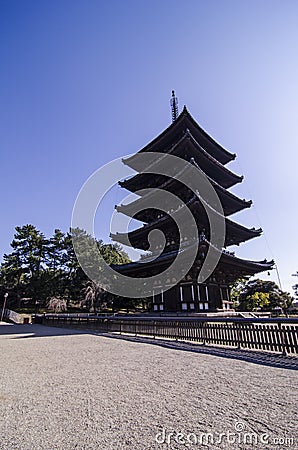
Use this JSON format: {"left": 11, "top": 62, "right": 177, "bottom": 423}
{"left": 111, "top": 92, "right": 274, "bottom": 313}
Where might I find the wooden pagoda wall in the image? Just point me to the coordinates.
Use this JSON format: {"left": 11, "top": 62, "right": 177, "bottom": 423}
{"left": 152, "top": 281, "right": 232, "bottom": 313}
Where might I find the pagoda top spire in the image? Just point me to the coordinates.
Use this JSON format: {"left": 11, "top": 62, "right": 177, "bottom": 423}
{"left": 170, "top": 90, "right": 179, "bottom": 122}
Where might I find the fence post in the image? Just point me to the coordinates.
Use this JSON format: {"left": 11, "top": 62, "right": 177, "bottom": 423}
{"left": 278, "top": 322, "right": 287, "bottom": 356}
{"left": 202, "top": 321, "right": 207, "bottom": 345}
{"left": 237, "top": 321, "right": 242, "bottom": 350}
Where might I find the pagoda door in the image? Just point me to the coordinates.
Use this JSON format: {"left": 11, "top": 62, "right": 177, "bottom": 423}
{"left": 163, "top": 286, "right": 179, "bottom": 312}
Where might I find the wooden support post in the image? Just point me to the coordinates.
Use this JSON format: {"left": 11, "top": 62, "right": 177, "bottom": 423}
{"left": 202, "top": 322, "right": 207, "bottom": 345}
{"left": 237, "top": 322, "right": 242, "bottom": 350}
{"left": 279, "top": 322, "right": 287, "bottom": 356}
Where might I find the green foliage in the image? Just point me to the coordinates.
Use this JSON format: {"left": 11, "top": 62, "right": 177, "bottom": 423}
{"left": 98, "top": 243, "right": 131, "bottom": 265}
{"left": 244, "top": 291, "right": 270, "bottom": 311}
{"left": 0, "top": 225, "right": 130, "bottom": 311}
{"left": 11, "top": 225, "right": 47, "bottom": 278}
{"left": 229, "top": 278, "right": 247, "bottom": 308}
{"left": 0, "top": 225, "right": 48, "bottom": 305}
{"left": 236, "top": 278, "right": 294, "bottom": 314}
{"left": 107, "top": 295, "right": 147, "bottom": 313}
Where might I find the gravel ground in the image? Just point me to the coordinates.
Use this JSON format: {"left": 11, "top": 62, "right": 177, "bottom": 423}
{"left": 0, "top": 324, "right": 297, "bottom": 450}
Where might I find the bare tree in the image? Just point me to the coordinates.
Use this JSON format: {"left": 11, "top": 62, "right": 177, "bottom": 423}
{"left": 47, "top": 297, "right": 67, "bottom": 313}
{"left": 81, "top": 282, "right": 103, "bottom": 312}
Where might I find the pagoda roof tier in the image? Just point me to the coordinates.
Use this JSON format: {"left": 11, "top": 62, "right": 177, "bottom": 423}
{"left": 111, "top": 242, "right": 274, "bottom": 280}
{"left": 111, "top": 200, "right": 262, "bottom": 249}
{"left": 122, "top": 129, "right": 243, "bottom": 190}
{"left": 117, "top": 166, "right": 251, "bottom": 218}
{"left": 219, "top": 252, "right": 274, "bottom": 281}
{"left": 125, "top": 106, "right": 236, "bottom": 165}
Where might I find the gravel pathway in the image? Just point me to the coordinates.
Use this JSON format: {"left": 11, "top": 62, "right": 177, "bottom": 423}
{"left": 0, "top": 324, "right": 297, "bottom": 450}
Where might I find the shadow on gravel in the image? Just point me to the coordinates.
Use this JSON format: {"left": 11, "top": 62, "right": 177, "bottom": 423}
{"left": 97, "top": 333, "right": 298, "bottom": 371}
{"left": 0, "top": 324, "right": 84, "bottom": 338}
{"left": 1, "top": 324, "right": 297, "bottom": 371}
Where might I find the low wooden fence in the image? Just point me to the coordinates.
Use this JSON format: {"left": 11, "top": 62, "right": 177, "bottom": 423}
{"left": 3, "top": 308, "right": 31, "bottom": 324}
{"left": 39, "top": 314, "right": 298, "bottom": 355}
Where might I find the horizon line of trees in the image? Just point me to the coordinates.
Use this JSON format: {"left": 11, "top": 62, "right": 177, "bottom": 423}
{"left": 0, "top": 224, "right": 296, "bottom": 315}
{"left": 0, "top": 224, "right": 137, "bottom": 312}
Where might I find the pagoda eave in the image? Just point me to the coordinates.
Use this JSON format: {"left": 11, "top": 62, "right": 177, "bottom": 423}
{"left": 110, "top": 224, "right": 261, "bottom": 250}
{"left": 112, "top": 197, "right": 262, "bottom": 249}
{"left": 129, "top": 106, "right": 236, "bottom": 165}
{"left": 111, "top": 245, "right": 274, "bottom": 279}
{"left": 116, "top": 183, "right": 252, "bottom": 219}
{"left": 123, "top": 130, "right": 242, "bottom": 189}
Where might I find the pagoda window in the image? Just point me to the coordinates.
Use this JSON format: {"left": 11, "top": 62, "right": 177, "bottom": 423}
{"left": 220, "top": 287, "right": 229, "bottom": 301}
{"left": 180, "top": 286, "right": 183, "bottom": 302}
{"left": 182, "top": 284, "right": 193, "bottom": 302}
{"left": 181, "top": 303, "right": 188, "bottom": 310}
{"left": 205, "top": 286, "right": 209, "bottom": 310}
{"left": 220, "top": 287, "right": 231, "bottom": 310}
{"left": 198, "top": 302, "right": 209, "bottom": 310}
{"left": 220, "top": 287, "right": 224, "bottom": 300}
{"left": 198, "top": 284, "right": 209, "bottom": 310}
{"left": 160, "top": 304, "right": 164, "bottom": 311}
{"left": 199, "top": 284, "right": 208, "bottom": 301}
{"left": 156, "top": 293, "right": 162, "bottom": 304}
{"left": 153, "top": 290, "right": 162, "bottom": 305}
{"left": 190, "top": 303, "right": 195, "bottom": 310}
{"left": 197, "top": 285, "right": 201, "bottom": 301}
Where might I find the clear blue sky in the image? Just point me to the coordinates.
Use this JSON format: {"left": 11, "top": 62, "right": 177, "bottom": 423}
{"left": 1, "top": 0, "right": 297, "bottom": 294}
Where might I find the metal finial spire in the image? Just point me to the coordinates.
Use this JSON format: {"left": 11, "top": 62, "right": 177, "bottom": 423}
{"left": 170, "top": 90, "right": 179, "bottom": 122}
